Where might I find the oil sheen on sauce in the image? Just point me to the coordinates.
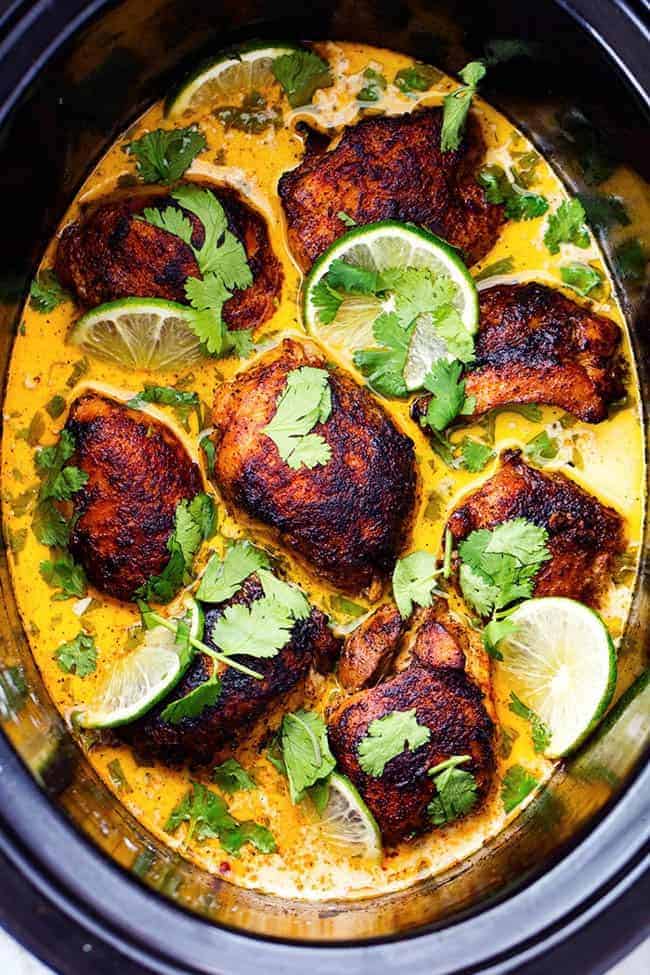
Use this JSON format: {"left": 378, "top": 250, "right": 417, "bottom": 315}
{"left": 1, "top": 42, "right": 644, "bottom": 900}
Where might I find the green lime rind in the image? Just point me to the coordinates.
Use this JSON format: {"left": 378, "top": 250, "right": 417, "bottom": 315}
{"left": 318, "top": 771, "right": 382, "bottom": 860}
{"left": 165, "top": 41, "right": 304, "bottom": 118}
{"left": 498, "top": 597, "right": 617, "bottom": 759}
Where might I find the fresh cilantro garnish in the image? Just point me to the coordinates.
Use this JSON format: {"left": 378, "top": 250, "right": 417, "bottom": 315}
{"left": 210, "top": 573, "right": 310, "bottom": 659}
{"left": 394, "top": 62, "right": 441, "bottom": 94}
{"left": 577, "top": 193, "right": 630, "bottom": 230}
{"left": 66, "top": 357, "right": 90, "bottom": 388}
{"left": 142, "top": 186, "right": 253, "bottom": 358}
{"left": 29, "top": 270, "right": 70, "bottom": 313}
{"left": 384, "top": 268, "right": 475, "bottom": 360}
{"left": 279, "top": 709, "right": 336, "bottom": 803}
{"left": 555, "top": 107, "right": 615, "bottom": 186}
{"left": 337, "top": 210, "right": 357, "bottom": 227}
{"left": 358, "top": 708, "right": 430, "bottom": 777}
{"left": 392, "top": 550, "right": 441, "bottom": 619}
{"left": 509, "top": 691, "right": 551, "bottom": 753}
{"left": 271, "top": 49, "right": 332, "bottom": 108}
{"left": 107, "top": 758, "right": 132, "bottom": 794}
{"left": 40, "top": 550, "right": 87, "bottom": 601}
{"left": 477, "top": 165, "right": 548, "bottom": 221}
{"left": 199, "top": 434, "right": 216, "bottom": 475}
{"left": 615, "top": 238, "right": 648, "bottom": 283}
{"left": 125, "top": 126, "right": 206, "bottom": 184}
{"left": 560, "top": 262, "right": 602, "bottom": 297}
{"left": 45, "top": 395, "right": 66, "bottom": 420}
{"left": 53, "top": 631, "right": 97, "bottom": 677}
{"left": 212, "top": 758, "right": 256, "bottom": 794}
{"left": 510, "top": 150, "right": 541, "bottom": 189}
{"left": 160, "top": 671, "right": 221, "bottom": 725}
{"left": 196, "top": 540, "right": 270, "bottom": 603}
{"left": 441, "top": 61, "right": 486, "bottom": 152}
{"left": 354, "top": 313, "right": 413, "bottom": 398}
{"left": 501, "top": 763, "right": 538, "bottom": 813}
{"left": 127, "top": 385, "right": 201, "bottom": 428}
{"left": 458, "top": 518, "right": 551, "bottom": 618}
{"left": 524, "top": 430, "right": 559, "bottom": 466}
{"left": 32, "top": 429, "right": 88, "bottom": 549}
{"left": 427, "top": 755, "right": 478, "bottom": 825}
{"left": 461, "top": 438, "right": 494, "bottom": 472}
{"left": 358, "top": 67, "right": 386, "bottom": 102}
{"left": 137, "top": 492, "right": 215, "bottom": 603}
{"left": 544, "top": 198, "right": 590, "bottom": 254}
{"left": 165, "top": 781, "right": 276, "bottom": 855}
{"left": 262, "top": 366, "right": 332, "bottom": 469}
{"left": 421, "top": 359, "right": 475, "bottom": 431}
{"left": 473, "top": 258, "right": 515, "bottom": 283}
{"left": 482, "top": 616, "right": 517, "bottom": 660}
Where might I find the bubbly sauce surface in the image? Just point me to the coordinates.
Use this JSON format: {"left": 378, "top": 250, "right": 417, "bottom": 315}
{"left": 1, "top": 41, "right": 644, "bottom": 900}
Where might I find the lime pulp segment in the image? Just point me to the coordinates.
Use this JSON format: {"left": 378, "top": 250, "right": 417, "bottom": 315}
{"left": 317, "top": 772, "right": 382, "bottom": 860}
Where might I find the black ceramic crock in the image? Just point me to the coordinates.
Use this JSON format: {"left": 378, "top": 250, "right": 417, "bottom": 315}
{"left": 0, "top": 1, "right": 648, "bottom": 973}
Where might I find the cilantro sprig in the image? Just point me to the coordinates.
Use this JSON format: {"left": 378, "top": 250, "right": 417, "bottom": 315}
{"left": 136, "top": 493, "right": 215, "bottom": 603}
{"left": 509, "top": 691, "right": 551, "bottom": 753}
{"left": 29, "top": 269, "right": 70, "bottom": 314}
{"left": 197, "top": 540, "right": 270, "bottom": 603}
{"left": 501, "top": 763, "right": 538, "bottom": 813}
{"left": 358, "top": 709, "right": 430, "bottom": 777}
{"left": 53, "top": 631, "right": 97, "bottom": 677}
{"left": 262, "top": 366, "right": 332, "bottom": 470}
{"left": 212, "top": 758, "right": 256, "bottom": 794}
{"left": 560, "top": 262, "right": 602, "bottom": 297}
{"left": 279, "top": 709, "right": 336, "bottom": 803}
{"left": 544, "top": 198, "right": 591, "bottom": 254}
{"left": 125, "top": 126, "right": 206, "bottom": 184}
{"left": 127, "top": 385, "right": 201, "bottom": 429}
{"left": 165, "top": 781, "right": 275, "bottom": 856}
{"left": 421, "top": 359, "right": 475, "bottom": 431}
{"left": 394, "top": 62, "right": 441, "bottom": 94}
{"left": 477, "top": 165, "right": 548, "bottom": 221}
{"left": 392, "top": 550, "right": 441, "bottom": 619}
{"left": 441, "top": 61, "right": 486, "bottom": 152}
{"left": 271, "top": 50, "right": 333, "bottom": 108}
{"left": 427, "top": 755, "right": 478, "bottom": 825}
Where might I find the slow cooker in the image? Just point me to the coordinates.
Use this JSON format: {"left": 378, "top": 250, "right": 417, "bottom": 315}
{"left": 0, "top": 1, "right": 648, "bottom": 972}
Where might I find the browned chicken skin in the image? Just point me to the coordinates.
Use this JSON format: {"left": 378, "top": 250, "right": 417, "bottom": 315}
{"left": 338, "top": 604, "right": 405, "bottom": 691}
{"left": 55, "top": 184, "right": 282, "bottom": 331}
{"left": 447, "top": 449, "right": 626, "bottom": 607}
{"left": 122, "top": 576, "right": 341, "bottom": 766}
{"left": 414, "top": 283, "right": 623, "bottom": 425}
{"left": 65, "top": 393, "right": 202, "bottom": 601}
{"left": 329, "top": 602, "right": 495, "bottom": 844}
{"left": 278, "top": 109, "right": 504, "bottom": 270}
{"left": 211, "top": 338, "right": 417, "bottom": 597}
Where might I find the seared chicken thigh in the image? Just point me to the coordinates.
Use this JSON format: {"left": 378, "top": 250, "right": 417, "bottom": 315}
{"left": 55, "top": 184, "right": 282, "bottom": 331}
{"left": 211, "top": 338, "right": 417, "bottom": 597}
{"left": 329, "top": 601, "right": 495, "bottom": 844}
{"left": 447, "top": 449, "right": 626, "bottom": 606}
{"left": 414, "top": 283, "right": 623, "bottom": 425}
{"left": 122, "top": 575, "right": 340, "bottom": 766}
{"left": 338, "top": 604, "right": 405, "bottom": 691}
{"left": 65, "top": 393, "right": 202, "bottom": 601}
{"left": 278, "top": 110, "right": 504, "bottom": 269}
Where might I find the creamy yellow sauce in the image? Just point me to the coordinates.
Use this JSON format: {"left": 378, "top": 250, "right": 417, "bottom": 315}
{"left": 1, "top": 41, "right": 645, "bottom": 900}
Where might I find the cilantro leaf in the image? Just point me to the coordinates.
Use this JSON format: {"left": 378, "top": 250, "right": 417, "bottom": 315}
{"left": 441, "top": 61, "right": 486, "bottom": 152}
{"left": 358, "top": 68, "right": 386, "bottom": 103}
{"left": 615, "top": 238, "right": 648, "bottom": 283}
{"left": 477, "top": 166, "right": 548, "bottom": 220}
{"left": 127, "top": 384, "right": 201, "bottom": 430}
{"left": 577, "top": 193, "right": 630, "bottom": 230}
{"left": 422, "top": 359, "right": 474, "bottom": 431}
{"left": 199, "top": 434, "right": 216, "bottom": 475}
{"left": 165, "top": 781, "right": 275, "bottom": 855}
{"left": 45, "top": 395, "right": 66, "bottom": 419}
{"left": 210, "top": 599, "right": 295, "bottom": 659}
{"left": 125, "top": 126, "right": 206, "bottom": 183}
{"left": 280, "top": 710, "right": 336, "bottom": 803}
{"left": 501, "top": 764, "right": 538, "bottom": 813}
{"left": 224, "top": 328, "right": 254, "bottom": 359}
{"left": 473, "top": 257, "right": 515, "bottom": 282}
{"left": 358, "top": 708, "right": 430, "bottom": 777}
{"left": 32, "top": 501, "right": 70, "bottom": 548}
{"left": 53, "top": 631, "right": 97, "bottom": 677}
{"left": 354, "top": 312, "right": 412, "bottom": 398}
{"left": 555, "top": 107, "right": 615, "bottom": 186}
{"left": 509, "top": 691, "right": 551, "bottom": 753}
{"left": 427, "top": 755, "right": 478, "bottom": 825}
{"left": 212, "top": 758, "right": 256, "bottom": 794}
{"left": 160, "top": 672, "right": 221, "bottom": 724}
{"left": 459, "top": 562, "right": 500, "bottom": 617}
{"left": 197, "top": 540, "right": 270, "bottom": 603}
{"left": 560, "top": 262, "right": 602, "bottom": 297}
{"left": 271, "top": 50, "right": 333, "bottom": 108}
{"left": 477, "top": 165, "right": 511, "bottom": 204}
{"left": 29, "top": 270, "right": 69, "bottom": 313}
{"left": 482, "top": 616, "right": 517, "bottom": 659}
{"left": 394, "top": 63, "right": 441, "bottom": 93}
{"left": 32, "top": 429, "right": 87, "bottom": 546}
{"left": 137, "top": 493, "right": 214, "bottom": 603}
{"left": 337, "top": 210, "right": 357, "bottom": 227}
{"left": 47, "top": 465, "right": 88, "bottom": 501}
{"left": 544, "top": 198, "right": 590, "bottom": 254}
{"left": 524, "top": 430, "right": 559, "bottom": 465}
{"left": 257, "top": 569, "right": 310, "bottom": 621}
{"left": 141, "top": 205, "right": 194, "bottom": 244}
{"left": 325, "top": 258, "right": 378, "bottom": 295}
{"left": 392, "top": 550, "right": 440, "bottom": 619}
{"left": 311, "top": 280, "right": 343, "bottom": 324}
{"left": 262, "top": 366, "right": 332, "bottom": 469}
{"left": 460, "top": 438, "right": 494, "bottom": 472}
{"left": 40, "top": 550, "right": 87, "bottom": 600}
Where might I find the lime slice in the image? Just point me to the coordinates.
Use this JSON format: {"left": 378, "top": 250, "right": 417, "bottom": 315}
{"left": 69, "top": 298, "right": 203, "bottom": 371}
{"left": 76, "top": 600, "right": 203, "bottom": 729}
{"left": 317, "top": 772, "right": 382, "bottom": 860}
{"left": 166, "top": 42, "right": 303, "bottom": 118}
{"left": 303, "top": 221, "right": 478, "bottom": 388}
{"left": 496, "top": 597, "right": 617, "bottom": 758}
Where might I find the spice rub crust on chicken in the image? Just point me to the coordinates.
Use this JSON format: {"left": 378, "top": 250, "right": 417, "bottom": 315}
{"left": 338, "top": 604, "right": 405, "bottom": 691}
{"left": 65, "top": 393, "right": 202, "bottom": 601}
{"left": 55, "top": 184, "right": 282, "bottom": 331}
{"left": 329, "top": 600, "right": 495, "bottom": 844}
{"left": 278, "top": 109, "right": 504, "bottom": 270}
{"left": 447, "top": 449, "right": 626, "bottom": 607}
{"left": 121, "top": 576, "right": 340, "bottom": 766}
{"left": 211, "top": 338, "right": 417, "bottom": 597}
